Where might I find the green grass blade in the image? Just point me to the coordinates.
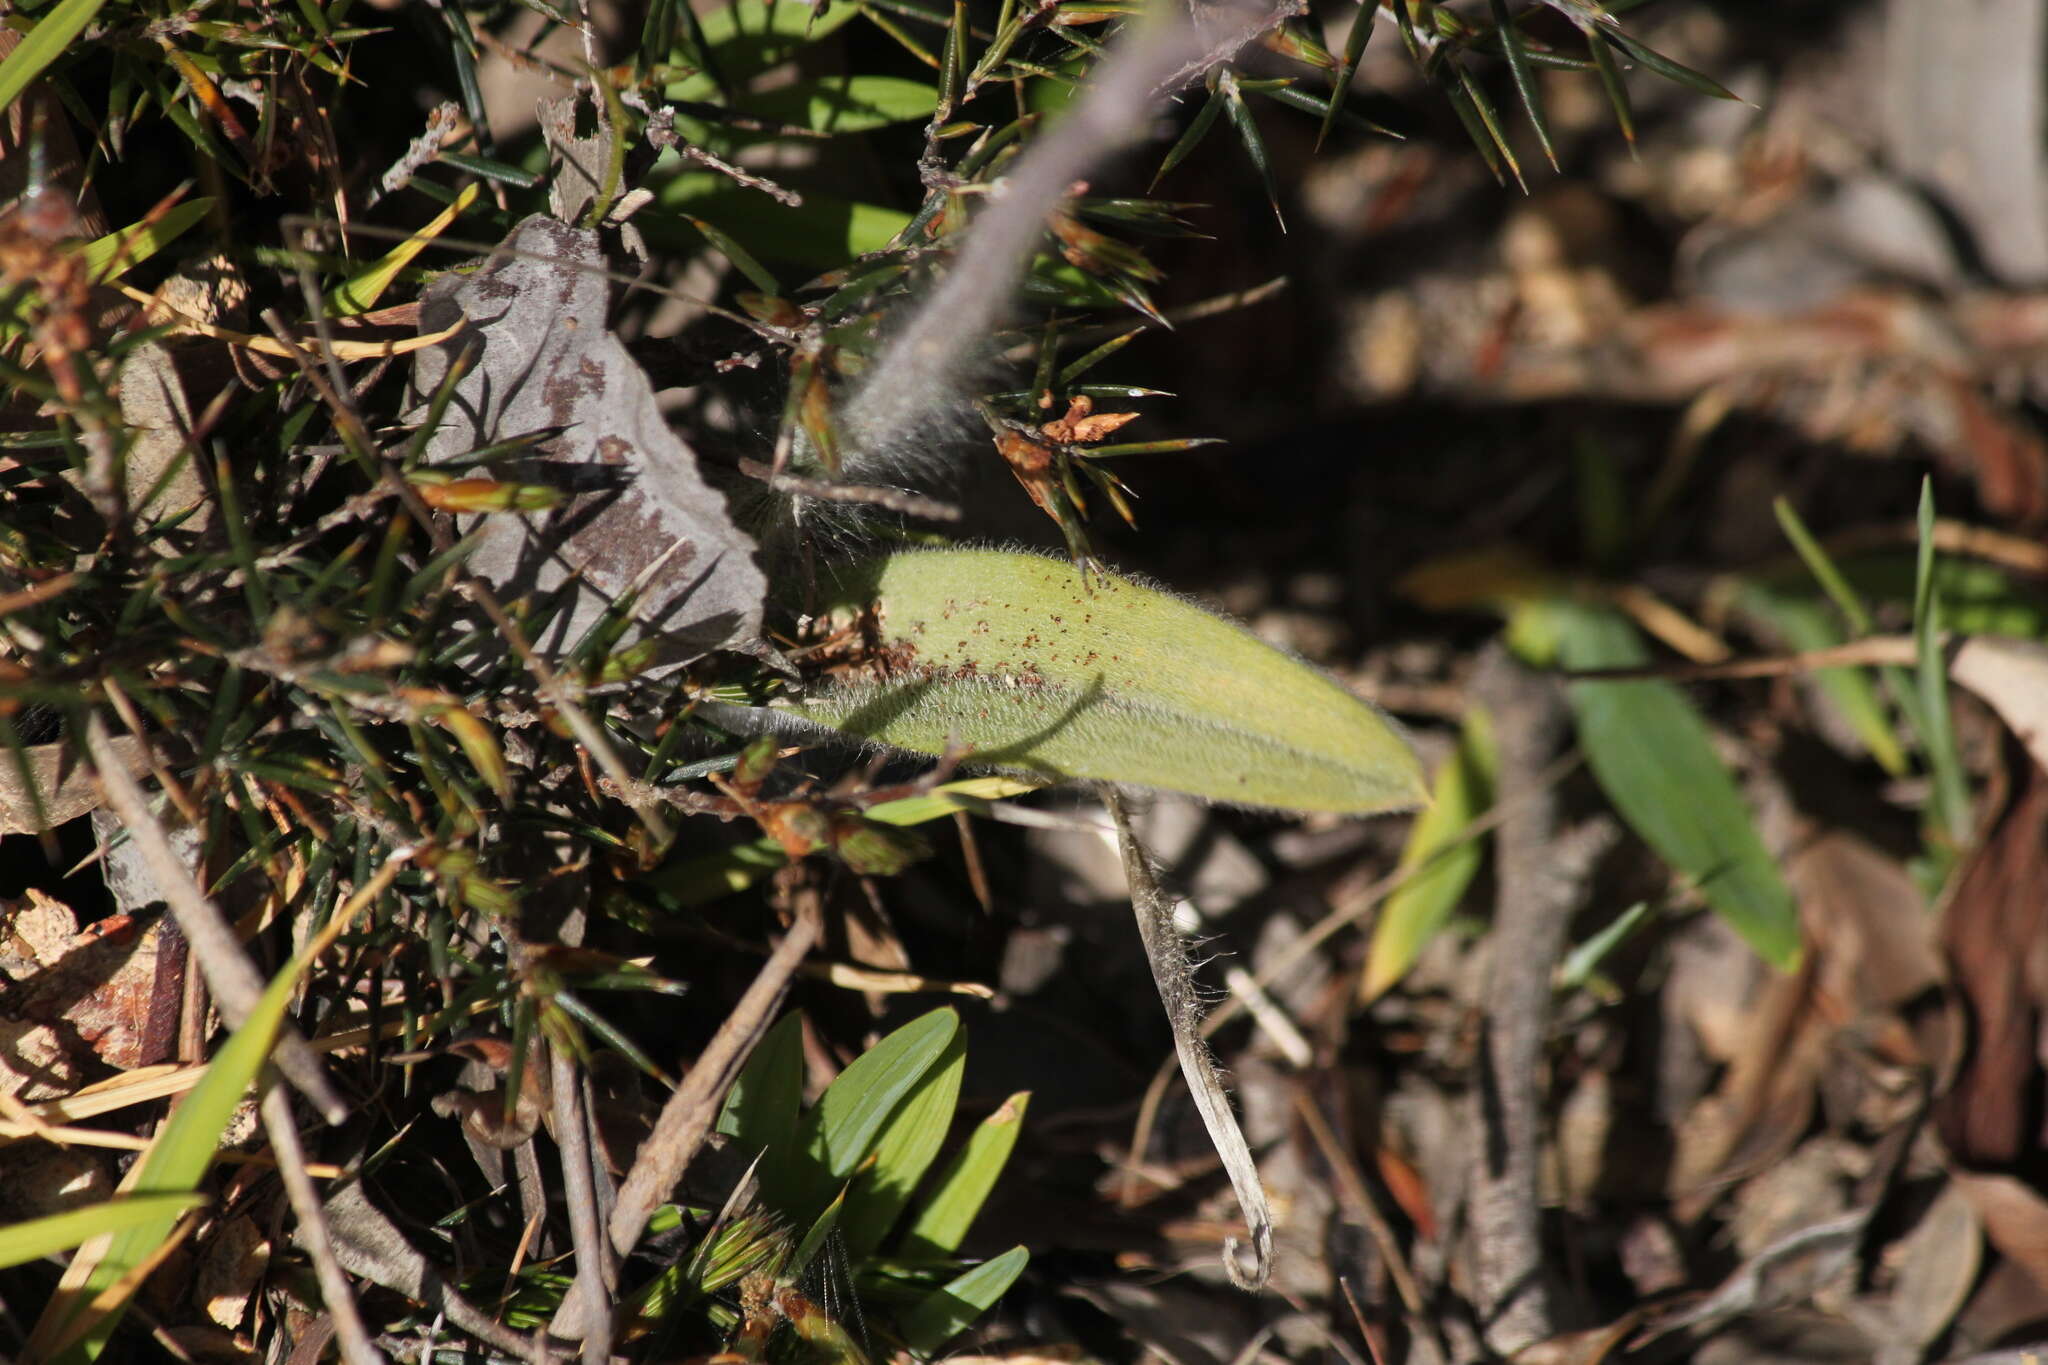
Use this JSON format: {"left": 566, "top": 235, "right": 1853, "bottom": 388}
{"left": 1731, "top": 582, "right": 1908, "bottom": 777}
{"left": 1772, "top": 497, "right": 1875, "bottom": 636}
{"left": 0, "top": 1195, "right": 208, "bottom": 1272}
{"left": 0, "top": 0, "right": 108, "bottom": 114}
{"left": 898, "top": 1245, "right": 1029, "bottom": 1354}
{"left": 838, "top": 1027, "right": 965, "bottom": 1257}
{"left": 786, "top": 1189, "right": 846, "bottom": 1281}
{"left": 325, "top": 182, "right": 479, "bottom": 315}
{"left": 1914, "top": 480, "right": 1973, "bottom": 845}
{"left": 1583, "top": 26, "right": 1635, "bottom": 147}
{"left": 1604, "top": 28, "right": 1741, "bottom": 102}
{"left": 1219, "top": 70, "right": 1284, "bottom": 228}
{"left": 1152, "top": 82, "right": 1226, "bottom": 189}
{"left": 1317, "top": 0, "right": 1374, "bottom": 149}
{"left": 79, "top": 198, "right": 213, "bottom": 283}
{"left": 1361, "top": 706, "right": 1497, "bottom": 1002}
{"left": 899, "top": 1091, "right": 1029, "bottom": 1257}
{"left": 1533, "top": 600, "right": 1801, "bottom": 969}
{"left": 684, "top": 213, "right": 782, "bottom": 294}
{"left": 1556, "top": 900, "right": 1651, "bottom": 991}
{"left": 1454, "top": 61, "right": 1523, "bottom": 191}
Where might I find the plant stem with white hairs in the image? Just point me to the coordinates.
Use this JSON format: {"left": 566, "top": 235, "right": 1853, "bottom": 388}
{"left": 839, "top": 0, "right": 1292, "bottom": 481}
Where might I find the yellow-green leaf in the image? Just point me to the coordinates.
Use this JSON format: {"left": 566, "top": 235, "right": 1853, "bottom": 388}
{"left": 899, "top": 1090, "right": 1028, "bottom": 1257}
{"left": 899, "top": 1245, "right": 1029, "bottom": 1354}
{"left": 1361, "top": 706, "right": 1497, "bottom": 1002}
{"left": 79, "top": 199, "right": 215, "bottom": 284}
{"left": 325, "top": 181, "right": 479, "bottom": 316}
{"left": 787, "top": 549, "right": 1429, "bottom": 814}
{"left": 0, "top": 1194, "right": 207, "bottom": 1272}
{"left": 0, "top": 0, "right": 107, "bottom": 114}
{"left": 837, "top": 1025, "right": 965, "bottom": 1257}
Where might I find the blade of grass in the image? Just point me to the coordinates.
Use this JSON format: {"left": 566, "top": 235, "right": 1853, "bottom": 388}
{"left": 1525, "top": 600, "right": 1801, "bottom": 969}
{"left": 325, "top": 182, "right": 480, "bottom": 316}
{"left": 1603, "top": 28, "right": 1741, "bottom": 102}
{"left": 1219, "top": 69, "right": 1285, "bottom": 228}
{"left": 1150, "top": 80, "right": 1227, "bottom": 190}
{"left": 0, "top": 1195, "right": 208, "bottom": 1271}
{"left": 1317, "top": 0, "right": 1375, "bottom": 149}
{"left": 1914, "top": 480, "right": 1973, "bottom": 846}
{"left": 0, "top": 0, "right": 109, "bottom": 113}
{"left": 28, "top": 860, "right": 384, "bottom": 1362}
{"left": 1582, "top": 25, "right": 1634, "bottom": 148}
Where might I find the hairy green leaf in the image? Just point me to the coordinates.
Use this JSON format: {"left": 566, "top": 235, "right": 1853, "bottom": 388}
{"left": 786, "top": 549, "right": 1429, "bottom": 814}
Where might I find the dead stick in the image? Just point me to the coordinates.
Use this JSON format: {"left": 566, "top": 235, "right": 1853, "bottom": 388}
{"left": 545, "top": 902, "right": 822, "bottom": 1341}
{"left": 261, "top": 1083, "right": 384, "bottom": 1365}
{"left": 82, "top": 714, "right": 348, "bottom": 1124}
{"left": 1467, "top": 648, "right": 1610, "bottom": 1354}
{"left": 553, "top": 1044, "right": 615, "bottom": 1364}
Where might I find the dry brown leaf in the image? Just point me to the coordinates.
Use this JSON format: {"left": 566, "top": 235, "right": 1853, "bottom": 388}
{"left": 1671, "top": 834, "right": 1944, "bottom": 1210}
{"left": 1865, "top": 1180, "right": 1981, "bottom": 1354}
{"left": 197, "top": 1214, "right": 273, "bottom": 1330}
{"left": 0, "top": 732, "right": 148, "bottom": 834}
{"left": 1950, "top": 1170, "right": 2048, "bottom": 1297}
{"left": 0, "top": 890, "right": 169, "bottom": 1073}
{"left": 1932, "top": 767, "right": 2048, "bottom": 1168}
{"left": 1953, "top": 637, "right": 2048, "bottom": 777}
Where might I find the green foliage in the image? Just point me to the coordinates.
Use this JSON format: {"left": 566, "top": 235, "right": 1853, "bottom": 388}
{"left": 0, "top": 1195, "right": 208, "bottom": 1273}
{"left": 0, "top": 0, "right": 1747, "bottom": 1351}
{"left": 788, "top": 549, "right": 1430, "bottom": 814}
{"left": 0, "top": 0, "right": 110, "bottom": 115}
{"left": 678, "top": 1008, "right": 1027, "bottom": 1359}
{"left": 1514, "top": 599, "right": 1802, "bottom": 970}
{"left": 1362, "top": 706, "right": 1498, "bottom": 1001}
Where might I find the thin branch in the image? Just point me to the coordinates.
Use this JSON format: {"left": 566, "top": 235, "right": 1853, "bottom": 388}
{"left": 545, "top": 899, "right": 822, "bottom": 1341}
{"left": 82, "top": 713, "right": 349, "bottom": 1125}
{"left": 843, "top": 0, "right": 1289, "bottom": 471}
{"left": 552, "top": 1044, "right": 615, "bottom": 1365}
{"left": 261, "top": 1083, "right": 385, "bottom": 1365}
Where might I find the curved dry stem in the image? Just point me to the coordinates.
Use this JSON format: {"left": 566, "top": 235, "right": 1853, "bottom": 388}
{"left": 1106, "top": 788, "right": 1273, "bottom": 1291}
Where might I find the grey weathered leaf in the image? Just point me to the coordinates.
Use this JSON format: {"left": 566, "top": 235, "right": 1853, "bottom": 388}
{"left": 411, "top": 216, "right": 765, "bottom": 671}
